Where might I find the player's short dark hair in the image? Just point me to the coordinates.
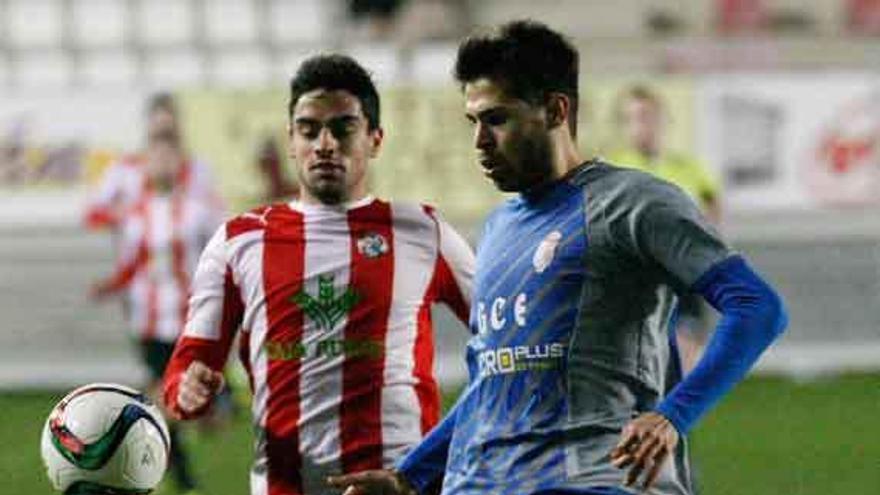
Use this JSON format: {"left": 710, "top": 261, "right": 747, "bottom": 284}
{"left": 623, "top": 84, "right": 661, "bottom": 105}
{"left": 454, "top": 20, "right": 579, "bottom": 137}
{"left": 621, "top": 84, "right": 663, "bottom": 111}
{"left": 146, "top": 92, "right": 177, "bottom": 116}
{"left": 613, "top": 84, "right": 665, "bottom": 124}
{"left": 288, "top": 54, "right": 381, "bottom": 131}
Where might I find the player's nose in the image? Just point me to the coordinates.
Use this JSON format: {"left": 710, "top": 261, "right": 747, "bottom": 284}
{"left": 474, "top": 122, "right": 495, "bottom": 151}
{"left": 316, "top": 127, "right": 339, "bottom": 153}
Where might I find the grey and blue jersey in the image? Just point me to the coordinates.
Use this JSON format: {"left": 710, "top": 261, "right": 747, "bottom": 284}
{"left": 398, "top": 161, "right": 787, "bottom": 495}
{"left": 444, "top": 162, "right": 729, "bottom": 494}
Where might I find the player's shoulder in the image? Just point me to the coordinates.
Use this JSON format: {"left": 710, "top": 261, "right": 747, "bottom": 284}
{"left": 224, "top": 203, "right": 290, "bottom": 240}
{"left": 385, "top": 199, "right": 443, "bottom": 223}
{"left": 384, "top": 200, "right": 458, "bottom": 244}
{"left": 100, "top": 153, "right": 145, "bottom": 178}
{"left": 578, "top": 158, "right": 684, "bottom": 199}
{"left": 664, "top": 150, "right": 701, "bottom": 166}
{"left": 603, "top": 148, "right": 645, "bottom": 169}
{"left": 121, "top": 152, "right": 146, "bottom": 166}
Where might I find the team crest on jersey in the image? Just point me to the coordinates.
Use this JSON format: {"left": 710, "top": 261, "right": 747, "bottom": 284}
{"left": 290, "top": 274, "right": 360, "bottom": 331}
{"left": 357, "top": 232, "right": 389, "bottom": 259}
{"left": 532, "top": 230, "right": 562, "bottom": 273}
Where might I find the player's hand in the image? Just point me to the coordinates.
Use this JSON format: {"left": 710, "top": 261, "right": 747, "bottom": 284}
{"left": 89, "top": 281, "right": 115, "bottom": 301}
{"left": 177, "top": 361, "right": 224, "bottom": 414}
{"left": 610, "top": 412, "right": 679, "bottom": 491}
{"left": 326, "top": 469, "right": 416, "bottom": 495}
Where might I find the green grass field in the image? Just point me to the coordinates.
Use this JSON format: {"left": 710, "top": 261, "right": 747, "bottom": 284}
{"left": 4, "top": 373, "right": 878, "bottom": 495}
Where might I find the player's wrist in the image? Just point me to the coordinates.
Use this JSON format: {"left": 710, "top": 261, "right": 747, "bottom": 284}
{"left": 393, "top": 470, "right": 418, "bottom": 495}
{"left": 652, "top": 405, "right": 686, "bottom": 436}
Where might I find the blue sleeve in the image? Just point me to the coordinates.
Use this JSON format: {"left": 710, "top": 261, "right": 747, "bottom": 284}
{"left": 655, "top": 255, "right": 788, "bottom": 434}
{"left": 395, "top": 403, "right": 458, "bottom": 493}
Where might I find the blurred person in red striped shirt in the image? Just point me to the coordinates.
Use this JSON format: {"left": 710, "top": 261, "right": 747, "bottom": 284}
{"left": 83, "top": 93, "right": 222, "bottom": 231}
{"left": 89, "top": 107, "right": 225, "bottom": 493}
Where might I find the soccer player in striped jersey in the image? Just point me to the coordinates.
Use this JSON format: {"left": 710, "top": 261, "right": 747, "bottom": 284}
{"left": 90, "top": 130, "right": 224, "bottom": 494}
{"left": 162, "top": 54, "right": 475, "bottom": 495}
{"left": 84, "top": 93, "right": 221, "bottom": 231}
{"left": 329, "top": 21, "right": 787, "bottom": 495}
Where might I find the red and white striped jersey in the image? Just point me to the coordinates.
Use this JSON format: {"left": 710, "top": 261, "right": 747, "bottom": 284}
{"left": 84, "top": 154, "right": 222, "bottom": 229}
{"left": 100, "top": 188, "right": 224, "bottom": 342}
{"left": 163, "top": 196, "right": 474, "bottom": 495}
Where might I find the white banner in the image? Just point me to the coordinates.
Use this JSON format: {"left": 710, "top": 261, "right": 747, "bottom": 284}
{"left": 0, "top": 88, "right": 147, "bottom": 188}
{"left": 697, "top": 73, "right": 880, "bottom": 211}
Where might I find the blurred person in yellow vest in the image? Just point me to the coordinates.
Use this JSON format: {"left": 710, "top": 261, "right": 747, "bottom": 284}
{"left": 608, "top": 84, "right": 722, "bottom": 374}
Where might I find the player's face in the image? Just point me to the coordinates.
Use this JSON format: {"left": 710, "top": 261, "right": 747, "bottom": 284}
{"left": 621, "top": 97, "right": 662, "bottom": 153}
{"left": 145, "top": 137, "right": 181, "bottom": 185}
{"left": 147, "top": 107, "right": 180, "bottom": 143}
{"left": 464, "top": 78, "right": 554, "bottom": 193}
{"left": 289, "top": 89, "right": 382, "bottom": 205}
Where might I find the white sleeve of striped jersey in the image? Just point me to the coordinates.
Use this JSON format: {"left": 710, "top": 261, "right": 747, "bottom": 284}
{"left": 184, "top": 225, "right": 230, "bottom": 341}
{"left": 88, "top": 161, "right": 126, "bottom": 208}
{"left": 436, "top": 215, "right": 475, "bottom": 305}
{"left": 113, "top": 219, "right": 143, "bottom": 268}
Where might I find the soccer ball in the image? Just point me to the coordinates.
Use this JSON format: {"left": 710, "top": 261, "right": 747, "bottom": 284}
{"left": 40, "top": 383, "right": 170, "bottom": 494}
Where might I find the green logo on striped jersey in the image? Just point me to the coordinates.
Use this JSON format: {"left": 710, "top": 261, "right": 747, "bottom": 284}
{"left": 290, "top": 274, "right": 360, "bottom": 331}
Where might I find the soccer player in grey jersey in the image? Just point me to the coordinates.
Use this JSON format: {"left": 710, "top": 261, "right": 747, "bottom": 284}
{"left": 330, "top": 20, "right": 787, "bottom": 495}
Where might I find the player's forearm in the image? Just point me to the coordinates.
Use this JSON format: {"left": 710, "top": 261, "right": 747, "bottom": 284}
{"left": 100, "top": 243, "right": 149, "bottom": 292}
{"left": 656, "top": 255, "right": 788, "bottom": 434}
{"left": 83, "top": 206, "right": 121, "bottom": 230}
{"left": 162, "top": 336, "right": 227, "bottom": 419}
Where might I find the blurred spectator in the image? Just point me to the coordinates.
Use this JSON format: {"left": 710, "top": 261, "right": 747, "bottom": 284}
{"left": 847, "top": 0, "right": 880, "bottom": 35}
{"left": 716, "top": 0, "right": 768, "bottom": 34}
{"left": 346, "top": 0, "right": 465, "bottom": 43}
{"left": 0, "top": 124, "right": 29, "bottom": 184}
{"left": 84, "top": 93, "right": 222, "bottom": 230}
{"left": 609, "top": 85, "right": 721, "bottom": 222}
{"left": 348, "top": 0, "right": 406, "bottom": 20}
{"left": 85, "top": 92, "right": 226, "bottom": 495}
{"left": 607, "top": 84, "right": 722, "bottom": 373}
{"left": 347, "top": 0, "right": 408, "bottom": 39}
{"left": 396, "top": 0, "right": 467, "bottom": 43}
{"left": 255, "top": 134, "right": 298, "bottom": 203}
{"left": 646, "top": 9, "right": 688, "bottom": 37}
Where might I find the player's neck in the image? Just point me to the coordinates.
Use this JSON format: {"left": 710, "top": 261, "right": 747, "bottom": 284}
{"left": 521, "top": 137, "right": 584, "bottom": 200}
{"left": 147, "top": 173, "right": 175, "bottom": 194}
{"left": 299, "top": 188, "right": 370, "bottom": 208}
{"left": 637, "top": 142, "right": 660, "bottom": 161}
{"left": 551, "top": 135, "right": 583, "bottom": 179}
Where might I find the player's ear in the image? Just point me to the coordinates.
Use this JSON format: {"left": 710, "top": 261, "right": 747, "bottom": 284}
{"left": 285, "top": 123, "right": 297, "bottom": 160}
{"left": 368, "top": 126, "right": 384, "bottom": 158}
{"left": 545, "top": 93, "right": 570, "bottom": 131}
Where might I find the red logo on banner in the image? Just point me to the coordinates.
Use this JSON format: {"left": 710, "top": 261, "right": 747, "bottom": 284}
{"left": 806, "top": 91, "right": 880, "bottom": 206}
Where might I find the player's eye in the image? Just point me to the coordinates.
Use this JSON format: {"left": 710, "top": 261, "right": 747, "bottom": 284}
{"left": 482, "top": 111, "right": 508, "bottom": 127}
{"left": 296, "top": 122, "right": 320, "bottom": 139}
{"left": 328, "top": 120, "right": 359, "bottom": 140}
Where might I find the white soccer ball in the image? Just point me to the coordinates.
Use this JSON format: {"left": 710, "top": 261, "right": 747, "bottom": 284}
{"left": 40, "top": 383, "right": 170, "bottom": 494}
